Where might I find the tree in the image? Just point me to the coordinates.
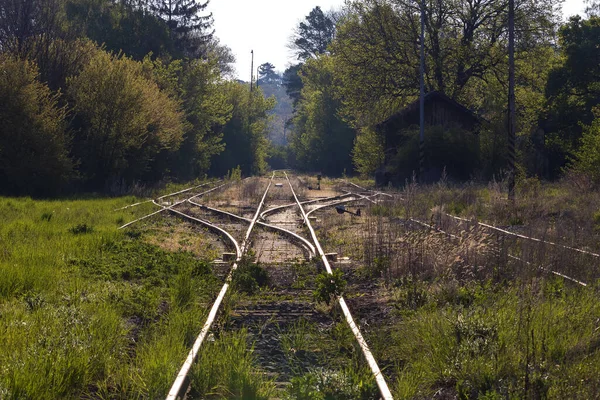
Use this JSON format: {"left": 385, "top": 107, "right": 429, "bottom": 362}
{"left": 67, "top": 50, "right": 185, "bottom": 189}
{"left": 333, "top": 0, "right": 563, "bottom": 128}
{"left": 258, "top": 62, "right": 280, "bottom": 85}
{"left": 283, "top": 64, "right": 303, "bottom": 106}
{"left": 0, "top": 0, "right": 67, "bottom": 56}
{"left": 0, "top": 55, "right": 73, "bottom": 195}
{"left": 544, "top": 15, "right": 600, "bottom": 177}
{"left": 149, "top": 0, "right": 213, "bottom": 57}
{"left": 586, "top": 0, "right": 600, "bottom": 16}
{"left": 288, "top": 56, "right": 356, "bottom": 176}
{"left": 571, "top": 108, "right": 600, "bottom": 182}
{"left": 66, "top": 0, "right": 175, "bottom": 61}
{"left": 290, "top": 6, "right": 336, "bottom": 61}
{"left": 210, "top": 83, "right": 275, "bottom": 176}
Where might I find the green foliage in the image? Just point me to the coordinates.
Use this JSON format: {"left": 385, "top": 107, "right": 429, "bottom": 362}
{"left": 232, "top": 257, "right": 269, "bottom": 295}
{"left": 149, "top": 0, "right": 214, "bottom": 57}
{"left": 190, "top": 330, "right": 276, "bottom": 399}
{"left": 288, "top": 56, "right": 356, "bottom": 176}
{"left": 571, "top": 109, "right": 600, "bottom": 182}
{"left": 291, "top": 6, "right": 335, "bottom": 62}
{"left": 67, "top": 50, "right": 185, "bottom": 188}
{"left": 154, "top": 57, "right": 231, "bottom": 179}
{"left": 0, "top": 195, "right": 219, "bottom": 399}
{"left": 353, "top": 128, "right": 385, "bottom": 177}
{"left": 545, "top": 15, "right": 600, "bottom": 177}
{"left": 0, "top": 54, "right": 73, "bottom": 196}
{"left": 313, "top": 269, "right": 346, "bottom": 305}
{"left": 227, "top": 165, "right": 242, "bottom": 181}
{"left": 211, "top": 82, "right": 275, "bottom": 176}
{"left": 286, "top": 368, "right": 378, "bottom": 400}
{"left": 258, "top": 62, "right": 279, "bottom": 85}
{"left": 66, "top": 0, "right": 175, "bottom": 60}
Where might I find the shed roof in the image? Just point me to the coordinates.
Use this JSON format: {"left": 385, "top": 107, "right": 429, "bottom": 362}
{"left": 376, "top": 91, "right": 482, "bottom": 133}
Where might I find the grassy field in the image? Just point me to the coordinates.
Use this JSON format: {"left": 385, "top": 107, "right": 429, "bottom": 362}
{"left": 0, "top": 191, "right": 222, "bottom": 399}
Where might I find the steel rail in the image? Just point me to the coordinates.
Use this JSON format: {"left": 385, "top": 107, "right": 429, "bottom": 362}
{"left": 444, "top": 214, "right": 600, "bottom": 259}
{"left": 285, "top": 173, "right": 394, "bottom": 400}
{"left": 117, "top": 182, "right": 229, "bottom": 230}
{"left": 113, "top": 180, "right": 217, "bottom": 211}
{"left": 260, "top": 193, "right": 354, "bottom": 219}
{"left": 188, "top": 200, "right": 317, "bottom": 258}
{"left": 157, "top": 204, "right": 242, "bottom": 259}
{"left": 166, "top": 173, "right": 275, "bottom": 400}
{"left": 406, "top": 217, "right": 588, "bottom": 287}
{"left": 347, "top": 187, "right": 589, "bottom": 288}
{"left": 343, "top": 181, "right": 394, "bottom": 198}
{"left": 305, "top": 196, "right": 366, "bottom": 217}
{"left": 348, "top": 182, "right": 599, "bottom": 260}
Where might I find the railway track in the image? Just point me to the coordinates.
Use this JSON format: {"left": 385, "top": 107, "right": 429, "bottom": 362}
{"left": 118, "top": 174, "right": 394, "bottom": 399}
{"left": 343, "top": 182, "right": 593, "bottom": 287}
{"left": 285, "top": 172, "right": 394, "bottom": 400}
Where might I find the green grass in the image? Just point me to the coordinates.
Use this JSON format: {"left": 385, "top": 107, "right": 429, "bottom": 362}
{"left": 387, "top": 278, "right": 600, "bottom": 399}
{"left": 0, "top": 196, "right": 220, "bottom": 399}
{"left": 189, "top": 329, "right": 276, "bottom": 399}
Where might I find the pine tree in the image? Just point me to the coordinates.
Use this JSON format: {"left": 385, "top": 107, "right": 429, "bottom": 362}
{"left": 149, "top": 0, "right": 214, "bottom": 57}
{"left": 258, "top": 62, "right": 279, "bottom": 85}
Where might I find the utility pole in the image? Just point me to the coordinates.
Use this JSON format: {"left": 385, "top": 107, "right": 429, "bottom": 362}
{"left": 419, "top": 0, "right": 426, "bottom": 181}
{"left": 508, "top": 0, "right": 516, "bottom": 200}
{"left": 250, "top": 50, "right": 254, "bottom": 92}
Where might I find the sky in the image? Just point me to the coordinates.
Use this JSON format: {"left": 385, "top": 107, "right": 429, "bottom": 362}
{"left": 207, "top": 0, "right": 589, "bottom": 80}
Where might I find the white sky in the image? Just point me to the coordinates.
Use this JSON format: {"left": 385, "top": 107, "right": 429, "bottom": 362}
{"left": 207, "top": 0, "right": 589, "bottom": 80}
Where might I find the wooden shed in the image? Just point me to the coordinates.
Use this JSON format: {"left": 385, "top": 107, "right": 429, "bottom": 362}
{"left": 375, "top": 91, "right": 482, "bottom": 185}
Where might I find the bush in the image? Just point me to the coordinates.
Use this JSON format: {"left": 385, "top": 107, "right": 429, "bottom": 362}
{"left": 67, "top": 50, "right": 185, "bottom": 190}
{"left": 0, "top": 54, "right": 73, "bottom": 195}
{"left": 232, "top": 258, "right": 269, "bottom": 295}
{"left": 313, "top": 269, "right": 346, "bottom": 305}
{"left": 571, "top": 108, "right": 600, "bottom": 183}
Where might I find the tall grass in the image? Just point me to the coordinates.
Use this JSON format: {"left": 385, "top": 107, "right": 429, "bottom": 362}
{"left": 189, "top": 329, "right": 276, "bottom": 399}
{"left": 0, "top": 196, "right": 220, "bottom": 399}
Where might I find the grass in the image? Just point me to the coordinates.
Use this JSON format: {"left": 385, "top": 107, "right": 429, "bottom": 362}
{"left": 387, "top": 278, "right": 600, "bottom": 399}
{"left": 189, "top": 329, "right": 276, "bottom": 399}
{"left": 0, "top": 195, "right": 221, "bottom": 399}
{"left": 329, "top": 177, "right": 600, "bottom": 399}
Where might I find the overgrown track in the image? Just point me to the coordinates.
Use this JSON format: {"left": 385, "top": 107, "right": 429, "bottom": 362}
{"left": 285, "top": 173, "right": 394, "bottom": 400}
{"left": 345, "top": 182, "right": 592, "bottom": 287}
{"left": 165, "top": 174, "right": 275, "bottom": 400}
{"left": 119, "top": 174, "right": 395, "bottom": 399}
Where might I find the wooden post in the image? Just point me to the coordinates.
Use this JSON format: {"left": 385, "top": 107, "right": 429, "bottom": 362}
{"left": 419, "top": 0, "right": 426, "bottom": 181}
{"left": 508, "top": 0, "right": 516, "bottom": 200}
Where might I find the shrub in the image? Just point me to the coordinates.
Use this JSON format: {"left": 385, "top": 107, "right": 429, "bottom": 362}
{"left": 0, "top": 54, "right": 73, "bottom": 195}
{"left": 572, "top": 108, "right": 600, "bottom": 183}
{"left": 232, "top": 258, "right": 269, "bottom": 295}
{"left": 67, "top": 50, "right": 185, "bottom": 189}
{"left": 313, "top": 269, "right": 346, "bottom": 305}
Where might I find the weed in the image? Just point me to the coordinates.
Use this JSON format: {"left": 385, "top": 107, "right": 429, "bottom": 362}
{"left": 313, "top": 269, "right": 346, "bottom": 305}
{"left": 232, "top": 257, "right": 269, "bottom": 295}
{"left": 190, "top": 330, "right": 275, "bottom": 399}
{"left": 40, "top": 212, "right": 53, "bottom": 222}
{"left": 286, "top": 367, "right": 378, "bottom": 400}
{"left": 69, "top": 223, "right": 94, "bottom": 234}
{"left": 280, "top": 319, "right": 315, "bottom": 358}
